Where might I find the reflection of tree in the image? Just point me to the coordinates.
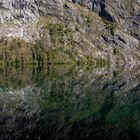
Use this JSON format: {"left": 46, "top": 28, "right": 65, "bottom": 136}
{"left": 0, "top": 65, "right": 140, "bottom": 140}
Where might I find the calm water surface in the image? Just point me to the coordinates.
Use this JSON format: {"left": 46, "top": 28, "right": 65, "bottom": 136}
{"left": 0, "top": 65, "right": 140, "bottom": 140}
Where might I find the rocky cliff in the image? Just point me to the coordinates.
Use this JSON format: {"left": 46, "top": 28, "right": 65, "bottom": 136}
{"left": 0, "top": 0, "right": 140, "bottom": 66}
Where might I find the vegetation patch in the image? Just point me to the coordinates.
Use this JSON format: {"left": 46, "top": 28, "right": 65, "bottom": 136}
{"left": 102, "top": 18, "right": 117, "bottom": 34}
{"left": 0, "top": 60, "right": 4, "bottom": 69}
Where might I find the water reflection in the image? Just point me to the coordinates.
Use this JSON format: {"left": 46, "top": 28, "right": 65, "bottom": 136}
{"left": 0, "top": 65, "right": 140, "bottom": 140}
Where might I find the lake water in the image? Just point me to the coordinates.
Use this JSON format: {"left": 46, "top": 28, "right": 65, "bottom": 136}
{"left": 0, "top": 65, "right": 140, "bottom": 140}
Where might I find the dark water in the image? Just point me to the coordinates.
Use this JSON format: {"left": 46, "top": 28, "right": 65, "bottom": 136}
{"left": 0, "top": 65, "right": 140, "bottom": 140}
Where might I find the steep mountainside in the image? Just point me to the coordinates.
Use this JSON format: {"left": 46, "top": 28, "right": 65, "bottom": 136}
{"left": 0, "top": 0, "right": 139, "bottom": 66}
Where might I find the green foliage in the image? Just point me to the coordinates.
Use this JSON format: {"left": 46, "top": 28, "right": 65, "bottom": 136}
{"left": 44, "top": 23, "right": 73, "bottom": 47}
{"left": 102, "top": 18, "right": 116, "bottom": 34}
{"left": 113, "top": 48, "right": 120, "bottom": 55}
{"left": 79, "top": 55, "right": 110, "bottom": 67}
{"left": 0, "top": 60, "right": 4, "bottom": 69}
{"left": 80, "top": 10, "right": 93, "bottom": 27}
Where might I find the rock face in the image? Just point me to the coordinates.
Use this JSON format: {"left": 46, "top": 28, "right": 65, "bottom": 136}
{"left": 0, "top": 0, "right": 139, "bottom": 65}
{"left": 72, "top": 0, "right": 140, "bottom": 40}
{"left": 0, "top": 0, "right": 64, "bottom": 40}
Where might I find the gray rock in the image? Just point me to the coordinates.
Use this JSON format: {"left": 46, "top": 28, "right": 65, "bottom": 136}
{"left": 0, "top": 0, "right": 139, "bottom": 65}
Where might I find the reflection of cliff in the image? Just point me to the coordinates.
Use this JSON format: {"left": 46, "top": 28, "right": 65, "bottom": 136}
{"left": 0, "top": 84, "right": 41, "bottom": 140}
{"left": 0, "top": 65, "right": 140, "bottom": 140}
{"left": 0, "top": 64, "right": 140, "bottom": 93}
